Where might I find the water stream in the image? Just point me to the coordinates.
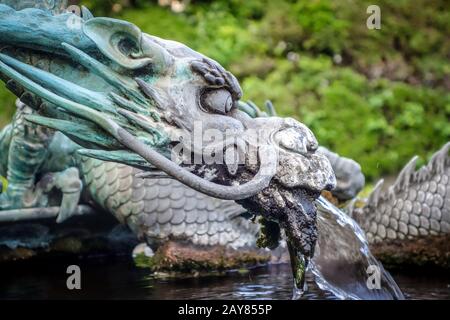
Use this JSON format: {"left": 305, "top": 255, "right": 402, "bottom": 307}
{"left": 309, "top": 196, "right": 404, "bottom": 299}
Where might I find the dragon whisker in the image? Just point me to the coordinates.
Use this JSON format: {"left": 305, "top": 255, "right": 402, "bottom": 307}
{"left": 135, "top": 78, "right": 167, "bottom": 110}
{"left": 77, "top": 149, "right": 156, "bottom": 170}
{"left": 116, "top": 126, "right": 278, "bottom": 200}
{"left": 0, "top": 52, "right": 116, "bottom": 113}
{"left": 110, "top": 92, "right": 160, "bottom": 121}
{"left": 0, "top": 59, "right": 121, "bottom": 136}
{"left": 25, "top": 115, "right": 120, "bottom": 149}
{"left": 116, "top": 108, "right": 166, "bottom": 144}
{"left": 134, "top": 171, "right": 174, "bottom": 179}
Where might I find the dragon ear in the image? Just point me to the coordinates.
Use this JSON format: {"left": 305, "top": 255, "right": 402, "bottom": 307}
{"left": 83, "top": 17, "right": 172, "bottom": 72}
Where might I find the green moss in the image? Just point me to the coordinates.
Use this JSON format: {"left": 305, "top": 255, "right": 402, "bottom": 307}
{"left": 372, "top": 234, "right": 450, "bottom": 270}
{"left": 0, "top": 86, "right": 16, "bottom": 128}
{"left": 133, "top": 242, "right": 270, "bottom": 273}
{"left": 256, "top": 217, "right": 281, "bottom": 250}
{"left": 134, "top": 252, "right": 157, "bottom": 269}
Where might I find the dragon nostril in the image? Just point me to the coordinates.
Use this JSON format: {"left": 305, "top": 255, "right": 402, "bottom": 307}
{"left": 274, "top": 128, "right": 308, "bottom": 155}
{"left": 279, "top": 118, "right": 319, "bottom": 154}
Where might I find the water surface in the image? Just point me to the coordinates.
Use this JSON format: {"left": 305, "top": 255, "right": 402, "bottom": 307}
{"left": 0, "top": 259, "right": 448, "bottom": 300}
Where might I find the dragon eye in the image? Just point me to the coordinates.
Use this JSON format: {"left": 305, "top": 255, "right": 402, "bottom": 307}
{"left": 201, "top": 89, "right": 233, "bottom": 114}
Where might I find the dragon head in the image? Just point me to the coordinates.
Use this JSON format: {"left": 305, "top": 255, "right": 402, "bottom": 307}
{"left": 0, "top": 4, "right": 335, "bottom": 286}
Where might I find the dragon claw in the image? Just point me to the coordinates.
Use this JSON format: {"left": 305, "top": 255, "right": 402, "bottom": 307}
{"left": 36, "top": 168, "right": 83, "bottom": 223}
{"left": 0, "top": 168, "right": 83, "bottom": 223}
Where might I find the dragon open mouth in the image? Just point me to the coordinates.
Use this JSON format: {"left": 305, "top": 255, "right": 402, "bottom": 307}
{"left": 237, "top": 182, "right": 324, "bottom": 295}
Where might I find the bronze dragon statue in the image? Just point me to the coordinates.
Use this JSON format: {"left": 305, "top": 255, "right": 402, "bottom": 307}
{"left": 0, "top": 0, "right": 339, "bottom": 290}
{"left": 0, "top": 1, "right": 448, "bottom": 292}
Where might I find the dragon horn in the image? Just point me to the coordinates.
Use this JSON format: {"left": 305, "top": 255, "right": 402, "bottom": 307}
{"left": 265, "top": 100, "right": 277, "bottom": 117}
{"left": 117, "top": 108, "right": 164, "bottom": 138}
{"left": 135, "top": 78, "right": 168, "bottom": 110}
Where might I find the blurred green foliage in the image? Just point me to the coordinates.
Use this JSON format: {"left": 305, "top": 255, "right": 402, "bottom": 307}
{"left": 0, "top": 88, "right": 16, "bottom": 127}
{"left": 0, "top": 0, "right": 449, "bottom": 180}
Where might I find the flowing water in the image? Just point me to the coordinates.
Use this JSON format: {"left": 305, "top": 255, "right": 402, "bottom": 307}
{"left": 309, "top": 196, "right": 404, "bottom": 299}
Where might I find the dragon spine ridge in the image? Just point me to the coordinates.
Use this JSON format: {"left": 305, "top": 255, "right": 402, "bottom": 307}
{"left": 355, "top": 142, "right": 450, "bottom": 243}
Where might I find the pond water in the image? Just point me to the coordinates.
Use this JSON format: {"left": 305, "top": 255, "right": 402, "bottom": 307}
{"left": 0, "top": 258, "right": 449, "bottom": 300}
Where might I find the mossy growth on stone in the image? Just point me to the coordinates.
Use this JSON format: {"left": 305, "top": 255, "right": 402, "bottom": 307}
{"left": 371, "top": 234, "right": 450, "bottom": 270}
{"left": 134, "top": 253, "right": 158, "bottom": 269}
{"left": 133, "top": 241, "right": 271, "bottom": 274}
{"left": 256, "top": 217, "right": 281, "bottom": 250}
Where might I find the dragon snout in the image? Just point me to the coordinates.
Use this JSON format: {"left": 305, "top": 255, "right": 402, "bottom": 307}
{"left": 268, "top": 118, "right": 336, "bottom": 193}
{"left": 274, "top": 126, "right": 318, "bottom": 155}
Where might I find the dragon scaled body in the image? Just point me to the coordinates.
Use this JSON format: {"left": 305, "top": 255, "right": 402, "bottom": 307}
{"left": 79, "top": 154, "right": 259, "bottom": 249}
{"left": 351, "top": 143, "right": 450, "bottom": 243}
